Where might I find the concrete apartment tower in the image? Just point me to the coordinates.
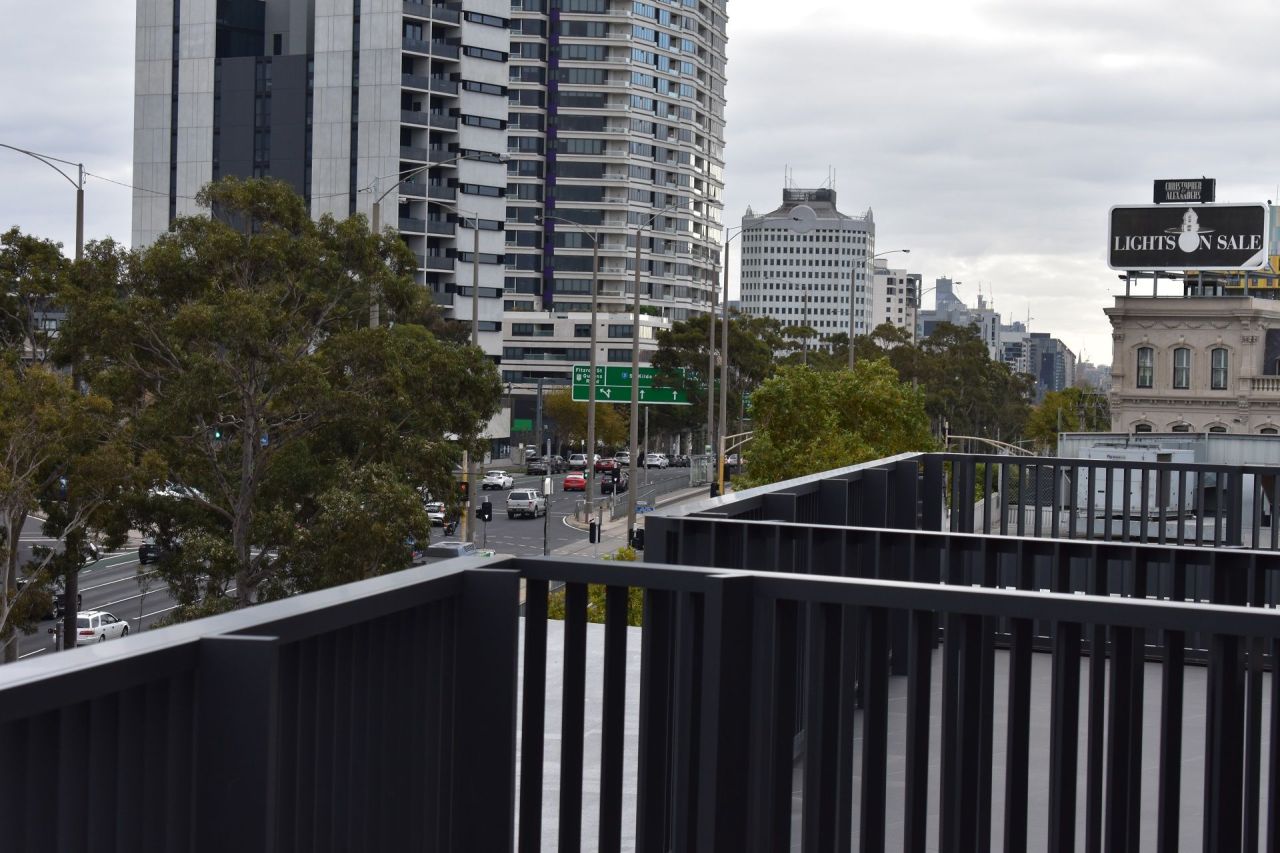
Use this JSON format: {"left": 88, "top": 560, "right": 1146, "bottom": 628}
{"left": 134, "top": 0, "right": 728, "bottom": 451}
{"left": 738, "top": 187, "right": 876, "bottom": 347}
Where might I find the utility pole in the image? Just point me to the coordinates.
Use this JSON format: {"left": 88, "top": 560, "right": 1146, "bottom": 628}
{"left": 535, "top": 377, "right": 544, "bottom": 458}
{"left": 644, "top": 406, "right": 650, "bottom": 487}
{"left": 627, "top": 231, "right": 642, "bottom": 545}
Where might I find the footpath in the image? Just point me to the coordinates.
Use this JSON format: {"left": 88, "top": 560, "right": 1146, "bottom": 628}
{"left": 553, "top": 484, "right": 711, "bottom": 559}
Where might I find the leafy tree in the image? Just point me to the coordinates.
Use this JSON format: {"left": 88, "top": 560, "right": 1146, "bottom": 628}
{"left": 58, "top": 177, "right": 501, "bottom": 614}
{"left": 737, "top": 360, "right": 935, "bottom": 488}
{"left": 542, "top": 387, "right": 628, "bottom": 453}
{"left": 0, "top": 227, "right": 67, "bottom": 364}
{"left": 1026, "top": 387, "right": 1111, "bottom": 451}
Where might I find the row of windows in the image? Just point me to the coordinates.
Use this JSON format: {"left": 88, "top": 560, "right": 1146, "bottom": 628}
{"left": 1135, "top": 346, "right": 1228, "bottom": 390}
{"left": 1133, "top": 423, "right": 1277, "bottom": 435}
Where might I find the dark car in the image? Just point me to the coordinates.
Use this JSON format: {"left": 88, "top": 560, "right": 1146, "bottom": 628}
{"left": 526, "top": 457, "right": 549, "bottom": 475}
{"left": 548, "top": 455, "right": 566, "bottom": 473}
{"left": 673, "top": 454, "right": 691, "bottom": 467}
{"left": 15, "top": 578, "right": 81, "bottom": 620}
{"left": 600, "top": 471, "right": 629, "bottom": 494}
{"left": 139, "top": 538, "right": 181, "bottom": 565}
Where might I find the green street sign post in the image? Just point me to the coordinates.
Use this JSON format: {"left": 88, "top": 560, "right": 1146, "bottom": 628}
{"left": 571, "top": 364, "right": 691, "bottom": 405}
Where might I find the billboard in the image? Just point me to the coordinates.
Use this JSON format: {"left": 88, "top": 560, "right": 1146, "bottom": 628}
{"left": 1108, "top": 203, "right": 1268, "bottom": 271}
{"left": 1153, "top": 178, "right": 1215, "bottom": 204}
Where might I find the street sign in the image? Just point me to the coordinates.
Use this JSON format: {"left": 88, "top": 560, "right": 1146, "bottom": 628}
{"left": 571, "top": 383, "right": 690, "bottom": 405}
{"left": 571, "top": 364, "right": 693, "bottom": 405}
{"left": 1108, "top": 203, "right": 1268, "bottom": 271}
{"left": 1154, "top": 178, "right": 1215, "bottom": 204}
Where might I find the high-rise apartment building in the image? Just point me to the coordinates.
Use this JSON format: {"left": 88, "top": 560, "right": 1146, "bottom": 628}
{"left": 869, "top": 259, "right": 919, "bottom": 341}
{"left": 132, "top": 0, "right": 728, "bottom": 452}
{"left": 739, "top": 188, "right": 876, "bottom": 347}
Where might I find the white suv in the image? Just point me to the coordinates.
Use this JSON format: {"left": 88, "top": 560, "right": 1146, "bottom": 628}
{"left": 482, "top": 470, "right": 514, "bottom": 490}
{"left": 506, "top": 489, "right": 547, "bottom": 519}
{"left": 75, "top": 611, "right": 130, "bottom": 645}
{"left": 567, "top": 454, "right": 588, "bottom": 470}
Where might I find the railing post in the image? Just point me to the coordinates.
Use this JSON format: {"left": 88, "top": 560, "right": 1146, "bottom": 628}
{"left": 695, "top": 574, "right": 755, "bottom": 852}
{"left": 196, "top": 635, "right": 280, "bottom": 853}
{"left": 452, "top": 568, "right": 521, "bottom": 851}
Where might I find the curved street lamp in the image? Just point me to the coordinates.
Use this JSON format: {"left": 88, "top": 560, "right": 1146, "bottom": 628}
{"left": 1, "top": 143, "right": 85, "bottom": 259}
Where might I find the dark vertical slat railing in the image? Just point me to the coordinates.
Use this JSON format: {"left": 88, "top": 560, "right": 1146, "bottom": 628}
{"left": 801, "top": 601, "right": 844, "bottom": 852}
{"left": 1084, "top": 555, "right": 1108, "bottom": 853}
{"left": 519, "top": 579, "right": 549, "bottom": 853}
{"left": 1047, "top": 621, "right": 1082, "bottom": 853}
{"left": 1267, "top": 636, "right": 1280, "bottom": 853}
{"left": 1243, "top": 635, "right": 1264, "bottom": 853}
{"left": 858, "top": 607, "right": 891, "bottom": 853}
{"left": 1203, "top": 633, "right": 1246, "bottom": 852}
{"left": 1002, "top": 556, "right": 1034, "bottom": 853}
{"left": 1103, "top": 625, "right": 1144, "bottom": 851}
{"left": 668, "top": 592, "right": 704, "bottom": 851}
{"left": 903, "top": 610, "right": 935, "bottom": 853}
{"left": 756, "top": 598, "right": 798, "bottom": 853}
{"left": 636, "top": 589, "right": 676, "bottom": 853}
{"left": 1156, "top": 623, "right": 1186, "bottom": 853}
{"left": 558, "top": 582, "right": 588, "bottom": 852}
{"left": 598, "top": 584, "right": 629, "bottom": 853}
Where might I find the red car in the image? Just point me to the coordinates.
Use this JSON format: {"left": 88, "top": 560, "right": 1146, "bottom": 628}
{"left": 563, "top": 472, "right": 587, "bottom": 491}
{"left": 595, "top": 458, "right": 619, "bottom": 474}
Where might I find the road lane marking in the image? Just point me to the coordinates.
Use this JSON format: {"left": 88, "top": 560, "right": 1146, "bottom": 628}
{"left": 82, "top": 571, "right": 158, "bottom": 593}
{"left": 18, "top": 647, "right": 47, "bottom": 659}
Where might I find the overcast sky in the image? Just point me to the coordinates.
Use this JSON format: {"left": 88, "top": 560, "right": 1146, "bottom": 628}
{"left": 4, "top": 0, "right": 1280, "bottom": 365}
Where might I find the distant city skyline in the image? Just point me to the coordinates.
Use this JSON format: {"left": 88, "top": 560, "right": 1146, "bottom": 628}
{"left": 6, "top": 0, "right": 1280, "bottom": 363}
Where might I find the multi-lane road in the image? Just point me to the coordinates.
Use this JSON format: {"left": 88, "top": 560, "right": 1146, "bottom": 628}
{"left": 8, "top": 465, "right": 696, "bottom": 659}
{"left": 466, "top": 464, "right": 695, "bottom": 555}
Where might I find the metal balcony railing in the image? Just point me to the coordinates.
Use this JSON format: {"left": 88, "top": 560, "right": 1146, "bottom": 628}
{"left": 2, "top": 547, "right": 1278, "bottom": 852}
{"left": 399, "top": 109, "right": 458, "bottom": 130}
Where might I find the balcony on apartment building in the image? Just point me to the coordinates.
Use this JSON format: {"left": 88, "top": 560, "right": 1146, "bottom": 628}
{"left": 2, "top": 452, "right": 1278, "bottom": 851}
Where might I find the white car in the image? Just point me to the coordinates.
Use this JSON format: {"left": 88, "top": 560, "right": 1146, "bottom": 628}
{"left": 75, "top": 611, "right": 130, "bottom": 645}
{"left": 424, "top": 500, "right": 446, "bottom": 525}
{"left": 506, "top": 489, "right": 548, "bottom": 519}
{"left": 644, "top": 453, "right": 669, "bottom": 469}
{"left": 567, "top": 454, "right": 589, "bottom": 470}
{"left": 482, "top": 470, "right": 514, "bottom": 490}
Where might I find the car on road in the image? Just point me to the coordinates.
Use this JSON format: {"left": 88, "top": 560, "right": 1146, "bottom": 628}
{"left": 563, "top": 472, "right": 587, "bottom": 491}
{"left": 614, "top": 451, "right": 630, "bottom": 465}
{"left": 595, "top": 457, "right": 620, "bottom": 474}
{"left": 75, "top": 610, "right": 129, "bottom": 645}
{"left": 567, "top": 453, "right": 588, "bottom": 471}
{"left": 506, "top": 489, "right": 547, "bottom": 519}
{"left": 423, "top": 541, "right": 481, "bottom": 562}
{"left": 424, "top": 500, "right": 446, "bottom": 526}
{"left": 526, "top": 456, "right": 549, "bottom": 475}
{"left": 548, "top": 455, "right": 566, "bottom": 473}
{"left": 482, "top": 470, "right": 514, "bottom": 490}
{"left": 672, "top": 454, "right": 691, "bottom": 467}
{"left": 15, "top": 578, "right": 81, "bottom": 620}
{"left": 139, "top": 537, "right": 182, "bottom": 564}
{"left": 600, "top": 471, "right": 629, "bottom": 494}
{"left": 643, "top": 453, "right": 669, "bottom": 469}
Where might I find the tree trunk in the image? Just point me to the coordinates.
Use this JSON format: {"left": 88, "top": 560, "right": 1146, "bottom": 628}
{"left": 1, "top": 508, "right": 27, "bottom": 664}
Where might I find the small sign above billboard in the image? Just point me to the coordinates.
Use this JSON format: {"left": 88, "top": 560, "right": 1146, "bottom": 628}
{"left": 1154, "top": 178, "right": 1215, "bottom": 204}
{"left": 1108, "top": 203, "right": 1268, "bottom": 271}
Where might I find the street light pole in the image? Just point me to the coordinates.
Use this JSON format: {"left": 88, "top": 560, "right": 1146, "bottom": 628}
{"left": 848, "top": 248, "right": 911, "bottom": 369}
{"left": 715, "top": 227, "right": 745, "bottom": 495}
{"left": 538, "top": 215, "right": 600, "bottom": 518}
{"left": 1, "top": 144, "right": 85, "bottom": 259}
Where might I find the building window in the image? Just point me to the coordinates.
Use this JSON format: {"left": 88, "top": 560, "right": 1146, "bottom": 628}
{"left": 1261, "top": 427, "right": 1279, "bottom": 435}
{"left": 1172, "top": 347, "right": 1190, "bottom": 389}
{"left": 1134, "top": 423, "right": 1153, "bottom": 433}
{"left": 1209, "top": 426, "right": 1228, "bottom": 433}
{"left": 1171, "top": 423, "right": 1191, "bottom": 433}
{"left": 1136, "top": 347, "right": 1153, "bottom": 388}
{"left": 1211, "top": 347, "right": 1228, "bottom": 390}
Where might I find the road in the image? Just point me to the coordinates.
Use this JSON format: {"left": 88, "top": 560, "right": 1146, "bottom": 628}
{"left": 8, "top": 466, "right": 696, "bottom": 658}
{"left": 14, "top": 517, "right": 178, "bottom": 660}
{"left": 467, "top": 465, "right": 695, "bottom": 555}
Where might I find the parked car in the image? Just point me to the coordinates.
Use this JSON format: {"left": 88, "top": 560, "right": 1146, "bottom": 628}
{"left": 75, "top": 611, "right": 129, "bottom": 645}
{"left": 526, "top": 457, "right": 549, "bottom": 475}
{"left": 424, "top": 500, "right": 446, "bottom": 526}
{"left": 482, "top": 470, "right": 514, "bottom": 490}
{"left": 595, "top": 457, "right": 620, "bottom": 474}
{"left": 600, "top": 471, "right": 629, "bottom": 494}
{"left": 567, "top": 453, "right": 589, "bottom": 471}
{"left": 614, "top": 451, "right": 631, "bottom": 465}
{"left": 506, "top": 489, "right": 547, "bottom": 519}
{"left": 672, "top": 454, "right": 691, "bottom": 467}
{"left": 563, "top": 471, "right": 587, "bottom": 492}
{"left": 644, "top": 453, "right": 669, "bottom": 469}
{"left": 548, "top": 455, "right": 566, "bottom": 473}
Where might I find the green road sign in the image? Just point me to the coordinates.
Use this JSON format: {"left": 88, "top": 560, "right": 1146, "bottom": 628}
{"left": 571, "top": 383, "right": 690, "bottom": 405}
{"left": 571, "top": 364, "right": 692, "bottom": 405}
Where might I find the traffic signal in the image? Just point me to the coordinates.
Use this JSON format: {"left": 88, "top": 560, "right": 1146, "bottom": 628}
{"left": 458, "top": 480, "right": 470, "bottom": 500}
{"left": 476, "top": 500, "right": 492, "bottom": 523}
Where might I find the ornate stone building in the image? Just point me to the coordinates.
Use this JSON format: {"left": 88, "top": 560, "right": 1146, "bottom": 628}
{"left": 1106, "top": 295, "right": 1280, "bottom": 434}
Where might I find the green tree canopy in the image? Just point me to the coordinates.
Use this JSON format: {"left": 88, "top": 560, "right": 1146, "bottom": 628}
{"left": 1026, "top": 386, "right": 1111, "bottom": 451}
{"left": 57, "top": 177, "right": 501, "bottom": 614}
{"left": 737, "top": 360, "right": 935, "bottom": 488}
{"left": 543, "top": 387, "right": 627, "bottom": 452}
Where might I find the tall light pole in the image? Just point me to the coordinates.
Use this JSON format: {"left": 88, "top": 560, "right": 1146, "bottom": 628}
{"left": 365, "top": 153, "right": 500, "bottom": 544}
{"left": 715, "top": 226, "right": 745, "bottom": 493}
{"left": 1, "top": 144, "right": 85, "bottom": 259}
{"left": 848, "top": 247, "right": 910, "bottom": 369}
{"left": 539, "top": 215, "right": 599, "bottom": 518}
{"left": 627, "top": 201, "right": 686, "bottom": 545}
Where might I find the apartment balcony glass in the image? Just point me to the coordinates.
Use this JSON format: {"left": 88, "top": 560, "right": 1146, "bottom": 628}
{"left": 400, "top": 110, "right": 458, "bottom": 131}
{"left": 401, "top": 73, "right": 459, "bottom": 95}
{"left": 402, "top": 36, "right": 460, "bottom": 59}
